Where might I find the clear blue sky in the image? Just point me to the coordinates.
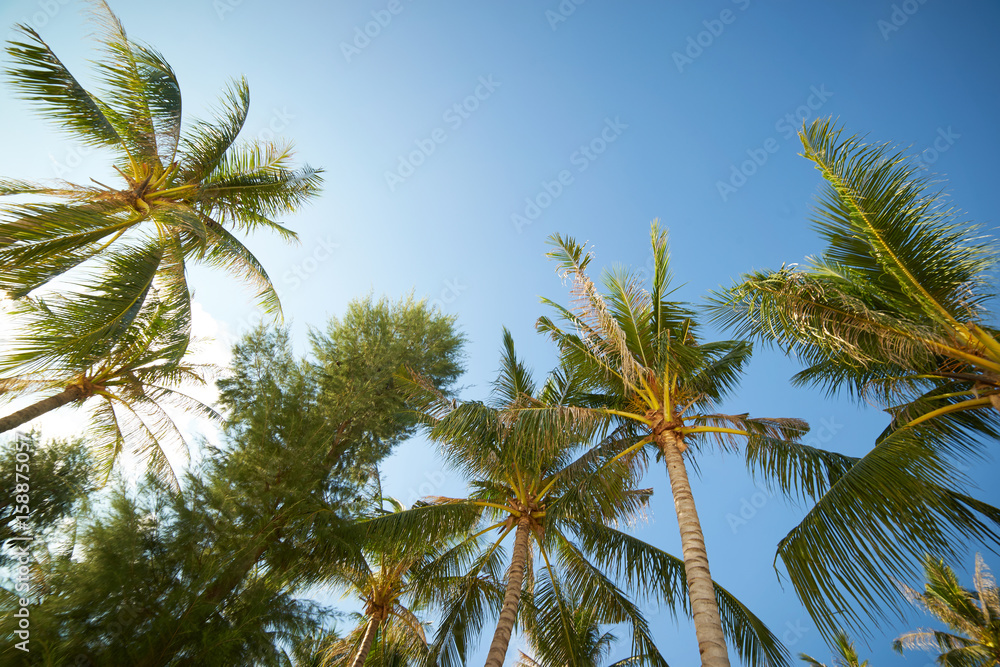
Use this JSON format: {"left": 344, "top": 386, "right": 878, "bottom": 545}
{"left": 1, "top": 0, "right": 999, "bottom": 664}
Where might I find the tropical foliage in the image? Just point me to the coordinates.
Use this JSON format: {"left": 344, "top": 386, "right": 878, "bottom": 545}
{"left": 894, "top": 554, "right": 1000, "bottom": 667}
{"left": 0, "top": 291, "right": 218, "bottom": 486}
{"left": 312, "top": 499, "right": 435, "bottom": 667}
{"left": 0, "top": 296, "right": 464, "bottom": 666}
{"left": 0, "top": 0, "right": 322, "bottom": 353}
{"left": 3, "top": 3, "right": 999, "bottom": 662}
{"left": 515, "top": 571, "right": 648, "bottom": 667}
{"left": 533, "top": 222, "right": 862, "bottom": 666}
{"left": 366, "top": 328, "right": 790, "bottom": 667}
{"left": 708, "top": 119, "right": 1000, "bottom": 638}
{"left": 800, "top": 632, "right": 870, "bottom": 667}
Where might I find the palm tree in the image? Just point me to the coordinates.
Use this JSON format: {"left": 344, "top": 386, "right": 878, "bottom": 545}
{"left": 314, "top": 498, "right": 433, "bottom": 667}
{"left": 893, "top": 554, "right": 1000, "bottom": 667}
{"left": 707, "top": 119, "right": 1000, "bottom": 638}
{"left": 799, "top": 632, "right": 870, "bottom": 667}
{"left": 1, "top": 0, "right": 322, "bottom": 346}
{"left": 515, "top": 571, "right": 648, "bottom": 667}
{"left": 0, "top": 289, "right": 219, "bottom": 486}
{"left": 535, "top": 222, "right": 831, "bottom": 667}
{"left": 369, "top": 330, "right": 789, "bottom": 667}
{"left": 710, "top": 119, "right": 999, "bottom": 431}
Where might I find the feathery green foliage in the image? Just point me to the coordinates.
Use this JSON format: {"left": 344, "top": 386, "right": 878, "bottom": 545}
{"left": 799, "top": 631, "right": 870, "bottom": 667}
{"left": 0, "top": 296, "right": 464, "bottom": 665}
{"left": 369, "top": 329, "right": 789, "bottom": 667}
{"left": 894, "top": 555, "right": 1000, "bottom": 667}
{"left": 0, "top": 290, "right": 218, "bottom": 485}
{"left": 708, "top": 118, "right": 999, "bottom": 429}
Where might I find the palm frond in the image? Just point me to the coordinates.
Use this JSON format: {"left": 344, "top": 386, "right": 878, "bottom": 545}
{"left": 777, "top": 426, "right": 1000, "bottom": 639}
{"left": 5, "top": 25, "right": 122, "bottom": 149}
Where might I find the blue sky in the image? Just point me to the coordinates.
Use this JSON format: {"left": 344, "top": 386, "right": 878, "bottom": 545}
{"left": 1, "top": 0, "right": 999, "bottom": 664}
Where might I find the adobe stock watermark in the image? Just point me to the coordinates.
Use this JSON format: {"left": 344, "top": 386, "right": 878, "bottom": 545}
{"left": 403, "top": 469, "right": 448, "bottom": 507}
{"left": 281, "top": 236, "right": 339, "bottom": 290}
{"left": 384, "top": 75, "right": 501, "bottom": 192}
{"left": 6, "top": 436, "right": 34, "bottom": 653}
{"left": 50, "top": 143, "right": 98, "bottom": 179}
{"left": 510, "top": 117, "right": 628, "bottom": 234}
{"left": 428, "top": 278, "right": 467, "bottom": 313}
{"left": 545, "top": 0, "right": 588, "bottom": 31}
{"left": 5, "top": 0, "right": 71, "bottom": 43}
{"left": 212, "top": 0, "right": 248, "bottom": 21}
{"left": 877, "top": 0, "right": 931, "bottom": 41}
{"left": 913, "top": 126, "right": 959, "bottom": 172}
{"left": 672, "top": 0, "right": 751, "bottom": 73}
{"left": 340, "top": 0, "right": 417, "bottom": 63}
{"left": 726, "top": 415, "right": 844, "bottom": 534}
{"left": 250, "top": 107, "right": 296, "bottom": 145}
{"left": 780, "top": 618, "right": 810, "bottom": 647}
{"left": 716, "top": 84, "right": 833, "bottom": 202}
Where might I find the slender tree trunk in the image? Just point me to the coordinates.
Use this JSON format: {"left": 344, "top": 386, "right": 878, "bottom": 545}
{"left": 349, "top": 617, "right": 380, "bottom": 667}
{"left": 0, "top": 384, "right": 86, "bottom": 434}
{"left": 485, "top": 515, "right": 532, "bottom": 667}
{"left": 659, "top": 432, "right": 730, "bottom": 667}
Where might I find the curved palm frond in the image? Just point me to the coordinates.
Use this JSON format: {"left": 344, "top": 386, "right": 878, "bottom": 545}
{"left": 777, "top": 425, "right": 1000, "bottom": 638}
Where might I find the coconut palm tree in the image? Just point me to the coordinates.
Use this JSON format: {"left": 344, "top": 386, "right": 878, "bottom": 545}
{"left": 368, "top": 330, "right": 790, "bottom": 667}
{"left": 707, "top": 119, "right": 1000, "bottom": 638}
{"left": 710, "top": 119, "right": 999, "bottom": 431}
{"left": 894, "top": 554, "right": 1000, "bottom": 667}
{"left": 0, "top": 0, "right": 322, "bottom": 346}
{"left": 799, "top": 632, "right": 870, "bottom": 667}
{"left": 0, "top": 289, "right": 218, "bottom": 486}
{"left": 535, "top": 222, "right": 837, "bottom": 667}
{"left": 313, "top": 498, "right": 433, "bottom": 667}
{"left": 515, "top": 570, "right": 648, "bottom": 667}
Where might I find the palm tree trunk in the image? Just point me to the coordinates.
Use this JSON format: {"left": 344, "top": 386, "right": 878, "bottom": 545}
{"left": 485, "top": 515, "right": 532, "bottom": 667}
{"left": 350, "top": 617, "right": 380, "bottom": 667}
{"left": 659, "top": 432, "right": 730, "bottom": 667}
{"left": 0, "top": 384, "right": 86, "bottom": 434}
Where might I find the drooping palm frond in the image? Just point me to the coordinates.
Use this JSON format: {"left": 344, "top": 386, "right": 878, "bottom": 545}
{"left": 705, "top": 119, "right": 1000, "bottom": 640}
{"left": 518, "top": 569, "right": 635, "bottom": 667}
{"left": 568, "top": 518, "right": 790, "bottom": 667}
{"left": 0, "top": 289, "right": 219, "bottom": 486}
{"left": 5, "top": 25, "right": 123, "bottom": 150}
{"left": 776, "top": 425, "right": 1000, "bottom": 639}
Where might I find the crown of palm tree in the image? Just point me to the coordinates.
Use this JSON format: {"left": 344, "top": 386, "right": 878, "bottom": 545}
{"left": 894, "top": 554, "right": 1000, "bottom": 667}
{"left": 516, "top": 570, "right": 649, "bottom": 667}
{"left": 709, "top": 118, "right": 999, "bottom": 439}
{"left": 313, "top": 498, "right": 438, "bottom": 667}
{"left": 0, "top": 1, "right": 322, "bottom": 348}
{"left": 799, "top": 631, "right": 869, "bottom": 667}
{"left": 535, "top": 222, "right": 846, "bottom": 666}
{"left": 0, "top": 289, "right": 219, "bottom": 486}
